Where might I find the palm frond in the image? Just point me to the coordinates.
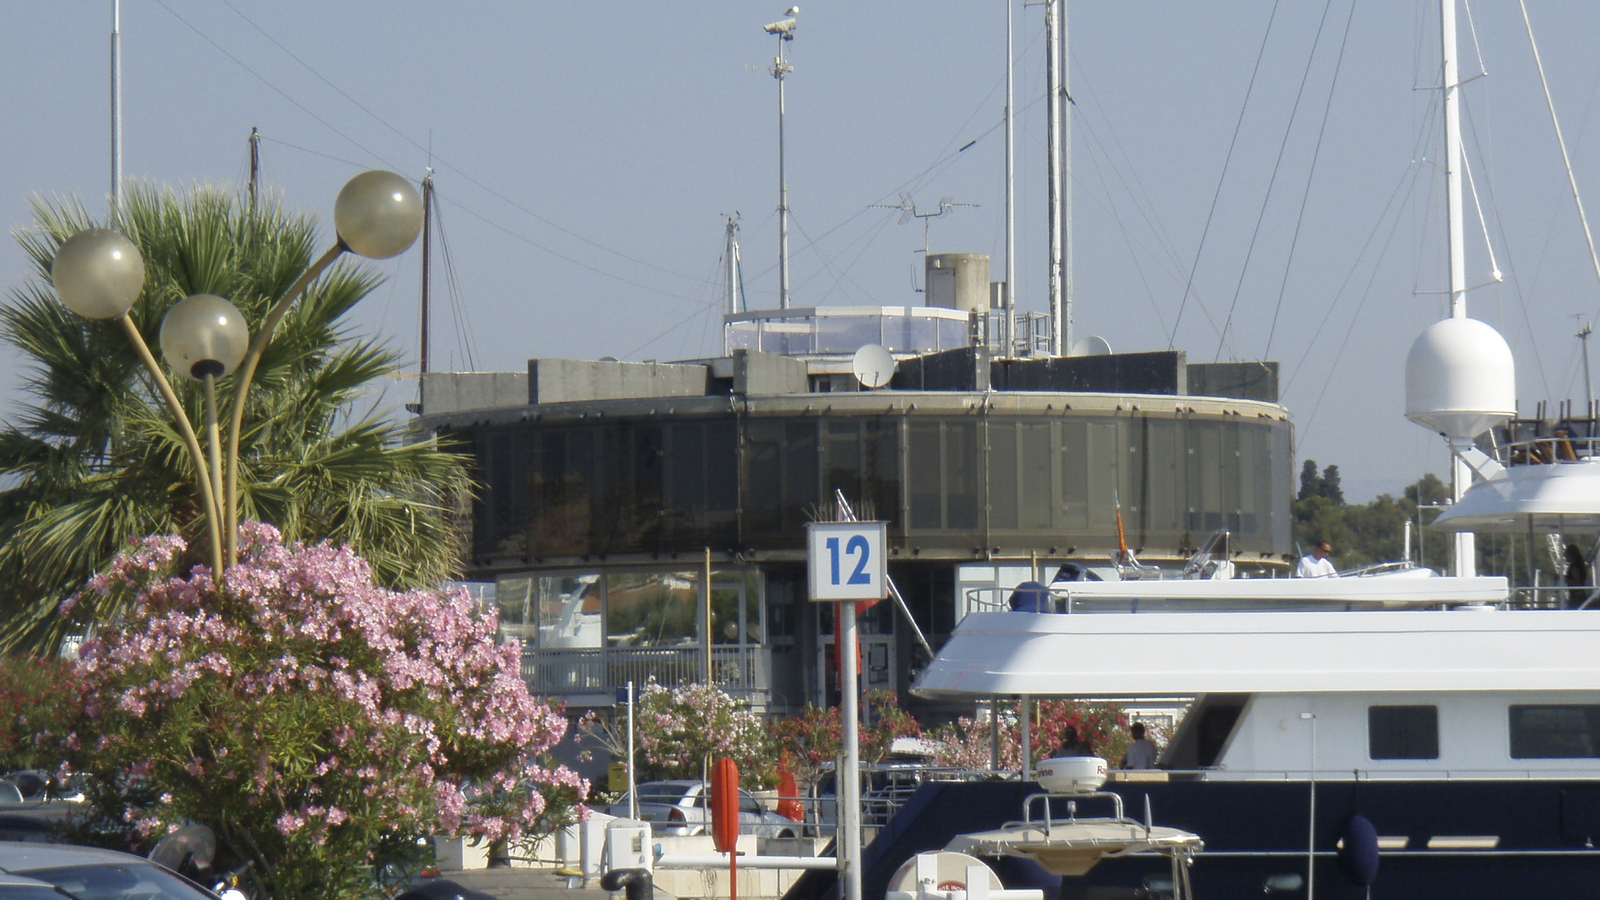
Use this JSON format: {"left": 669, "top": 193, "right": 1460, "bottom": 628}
{"left": 0, "top": 180, "right": 470, "bottom": 654}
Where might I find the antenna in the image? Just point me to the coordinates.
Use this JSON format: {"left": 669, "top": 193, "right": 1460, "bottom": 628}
{"left": 851, "top": 344, "right": 895, "bottom": 390}
{"left": 872, "top": 195, "right": 979, "bottom": 255}
{"left": 1580, "top": 321, "right": 1594, "bottom": 413}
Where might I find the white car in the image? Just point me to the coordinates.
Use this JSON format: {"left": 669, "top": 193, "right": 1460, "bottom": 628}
{"left": 0, "top": 841, "right": 218, "bottom": 900}
{"left": 605, "top": 780, "right": 800, "bottom": 839}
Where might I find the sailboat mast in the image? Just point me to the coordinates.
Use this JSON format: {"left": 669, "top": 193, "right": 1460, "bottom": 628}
{"left": 1045, "top": 0, "right": 1065, "bottom": 357}
{"left": 725, "top": 216, "right": 743, "bottom": 317}
{"left": 247, "top": 127, "right": 260, "bottom": 215}
{"left": 110, "top": 0, "right": 122, "bottom": 222}
{"left": 1004, "top": 0, "right": 1016, "bottom": 356}
{"left": 1442, "top": 0, "right": 1467, "bottom": 321}
{"left": 1061, "top": 0, "right": 1074, "bottom": 357}
{"left": 420, "top": 171, "right": 434, "bottom": 378}
{"left": 1440, "top": 0, "right": 1476, "bottom": 577}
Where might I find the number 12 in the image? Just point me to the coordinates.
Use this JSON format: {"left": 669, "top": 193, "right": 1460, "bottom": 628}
{"left": 825, "top": 534, "right": 872, "bottom": 585}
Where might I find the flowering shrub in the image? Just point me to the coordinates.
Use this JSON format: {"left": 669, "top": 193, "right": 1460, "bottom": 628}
{"left": 925, "top": 699, "right": 1128, "bottom": 770}
{"left": 768, "top": 691, "right": 922, "bottom": 787}
{"left": 62, "top": 525, "right": 587, "bottom": 900}
{"left": 0, "top": 655, "right": 82, "bottom": 776}
{"left": 576, "top": 679, "right": 775, "bottom": 790}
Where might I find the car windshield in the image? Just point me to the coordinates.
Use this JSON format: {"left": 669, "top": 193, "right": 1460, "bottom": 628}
{"left": 0, "top": 888, "right": 68, "bottom": 900}
{"left": 23, "top": 864, "right": 214, "bottom": 900}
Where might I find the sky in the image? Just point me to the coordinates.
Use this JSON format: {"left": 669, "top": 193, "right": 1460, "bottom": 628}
{"left": 6, "top": 2, "right": 1600, "bottom": 503}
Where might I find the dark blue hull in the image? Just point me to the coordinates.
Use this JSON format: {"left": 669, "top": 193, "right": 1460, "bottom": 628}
{"left": 783, "top": 778, "right": 1600, "bottom": 899}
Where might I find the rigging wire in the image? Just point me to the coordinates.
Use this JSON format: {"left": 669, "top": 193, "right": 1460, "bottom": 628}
{"left": 1519, "top": 0, "right": 1600, "bottom": 318}
{"left": 1170, "top": 1, "right": 1285, "bottom": 350}
{"left": 149, "top": 0, "right": 403, "bottom": 172}
{"left": 192, "top": 0, "right": 713, "bottom": 290}
{"left": 1217, "top": 0, "right": 1342, "bottom": 364}
{"left": 429, "top": 192, "right": 480, "bottom": 373}
{"left": 1292, "top": 160, "right": 1419, "bottom": 444}
{"left": 1261, "top": 0, "right": 1359, "bottom": 362}
{"left": 1460, "top": 85, "right": 1554, "bottom": 401}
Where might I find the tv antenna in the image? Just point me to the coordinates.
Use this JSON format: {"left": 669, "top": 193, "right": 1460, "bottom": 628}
{"left": 873, "top": 193, "right": 979, "bottom": 255}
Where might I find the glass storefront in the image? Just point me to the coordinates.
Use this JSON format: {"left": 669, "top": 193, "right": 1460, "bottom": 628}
{"left": 463, "top": 406, "right": 1291, "bottom": 564}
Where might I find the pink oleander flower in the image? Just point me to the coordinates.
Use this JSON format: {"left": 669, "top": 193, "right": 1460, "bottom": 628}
{"left": 62, "top": 523, "right": 588, "bottom": 900}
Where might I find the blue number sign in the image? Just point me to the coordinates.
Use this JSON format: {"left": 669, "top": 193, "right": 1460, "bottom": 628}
{"left": 807, "top": 522, "right": 888, "bottom": 601}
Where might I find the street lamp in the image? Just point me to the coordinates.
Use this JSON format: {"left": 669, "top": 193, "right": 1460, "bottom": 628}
{"left": 49, "top": 170, "right": 424, "bottom": 577}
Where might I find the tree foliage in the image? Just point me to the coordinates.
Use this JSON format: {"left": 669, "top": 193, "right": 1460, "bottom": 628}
{"left": 923, "top": 699, "right": 1129, "bottom": 771}
{"left": 59, "top": 525, "right": 585, "bottom": 900}
{"left": 768, "top": 690, "right": 923, "bottom": 788}
{"left": 0, "top": 183, "right": 471, "bottom": 653}
{"left": 576, "top": 679, "right": 778, "bottom": 790}
{"left": 1291, "top": 462, "right": 1550, "bottom": 579}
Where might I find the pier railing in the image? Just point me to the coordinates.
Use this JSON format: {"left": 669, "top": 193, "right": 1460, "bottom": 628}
{"left": 521, "top": 645, "right": 771, "bottom": 702}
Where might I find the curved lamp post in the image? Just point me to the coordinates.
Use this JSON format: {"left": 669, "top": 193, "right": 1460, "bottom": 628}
{"left": 50, "top": 170, "right": 424, "bottom": 577}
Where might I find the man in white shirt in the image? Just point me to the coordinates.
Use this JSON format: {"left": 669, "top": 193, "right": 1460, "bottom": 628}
{"left": 1122, "top": 723, "right": 1159, "bottom": 769}
{"left": 1296, "top": 540, "right": 1338, "bottom": 578}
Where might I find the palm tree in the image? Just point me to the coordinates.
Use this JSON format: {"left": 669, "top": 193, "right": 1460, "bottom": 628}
{"left": 0, "top": 182, "right": 472, "bottom": 653}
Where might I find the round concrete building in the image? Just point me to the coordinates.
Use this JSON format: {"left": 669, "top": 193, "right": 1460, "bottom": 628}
{"left": 419, "top": 304, "right": 1293, "bottom": 718}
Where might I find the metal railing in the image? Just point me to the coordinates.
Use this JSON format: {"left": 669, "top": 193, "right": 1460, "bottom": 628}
{"left": 1504, "top": 433, "right": 1600, "bottom": 466}
{"left": 521, "top": 645, "right": 771, "bottom": 700}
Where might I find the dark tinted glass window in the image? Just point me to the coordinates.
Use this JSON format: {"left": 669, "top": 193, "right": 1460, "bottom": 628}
{"left": 1510, "top": 705, "right": 1600, "bottom": 758}
{"left": 1368, "top": 705, "right": 1439, "bottom": 759}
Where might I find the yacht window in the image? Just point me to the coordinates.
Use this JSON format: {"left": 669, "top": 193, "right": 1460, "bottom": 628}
{"left": 1509, "top": 705, "right": 1600, "bottom": 758}
{"left": 1367, "top": 705, "right": 1438, "bottom": 759}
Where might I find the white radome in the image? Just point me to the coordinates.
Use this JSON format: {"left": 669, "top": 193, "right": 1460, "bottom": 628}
{"left": 1405, "top": 316, "right": 1516, "bottom": 440}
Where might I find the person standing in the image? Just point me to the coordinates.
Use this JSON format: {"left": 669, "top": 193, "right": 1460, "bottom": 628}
{"left": 1296, "top": 540, "right": 1338, "bottom": 578}
{"left": 1055, "top": 725, "right": 1094, "bottom": 757}
{"left": 1565, "top": 543, "right": 1590, "bottom": 609}
{"left": 1122, "top": 722, "right": 1159, "bottom": 769}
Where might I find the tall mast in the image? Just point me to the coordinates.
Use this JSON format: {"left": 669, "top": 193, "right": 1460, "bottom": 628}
{"left": 725, "top": 215, "right": 744, "bottom": 319}
{"left": 767, "top": 10, "right": 797, "bottom": 310}
{"left": 110, "top": 0, "right": 123, "bottom": 222}
{"left": 1004, "top": 0, "right": 1017, "bottom": 355}
{"left": 420, "top": 170, "right": 434, "bottom": 378}
{"left": 1440, "top": 0, "right": 1475, "bottom": 576}
{"left": 247, "top": 127, "right": 260, "bottom": 215}
{"left": 1442, "top": 0, "right": 1467, "bottom": 322}
{"left": 1045, "top": 0, "right": 1065, "bottom": 356}
{"left": 1060, "top": 0, "right": 1074, "bottom": 357}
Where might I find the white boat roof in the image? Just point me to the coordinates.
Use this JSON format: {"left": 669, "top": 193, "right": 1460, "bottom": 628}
{"left": 912, "top": 609, "right": 1600, "bottom": 699}
{"left": 1050, "top": 573, "right": 1506, "bottom": 606}
{"left": 1433, "top": 458, "right": 1600, "bottom": 533}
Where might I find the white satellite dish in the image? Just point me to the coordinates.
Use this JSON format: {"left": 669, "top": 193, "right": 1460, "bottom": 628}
{"left": 852, "top": 344, "right": 896, "bottom": 389}
{"left": 1070, "top": 335, "right": 1112, "bottom": 357}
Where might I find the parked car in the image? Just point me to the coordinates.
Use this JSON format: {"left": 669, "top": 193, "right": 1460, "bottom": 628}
{"left": 0, "top": 872, "right": 67, "bottom": 900}
{"left": 0, "top": 841, "right": 217, "bottom": 900}
{"left": 605, "top": 780, "right": 800, "bottom": 838}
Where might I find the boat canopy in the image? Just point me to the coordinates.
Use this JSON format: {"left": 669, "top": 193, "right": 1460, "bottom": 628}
{"left": 912, "top": 609, "right": 1600, "bottom": 700}
{"left": 1433, "top": 458, "right": 1600, "bottom": 533}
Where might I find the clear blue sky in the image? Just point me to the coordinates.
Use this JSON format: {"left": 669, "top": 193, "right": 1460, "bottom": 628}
{"left": 6, "top": 2, "right": 1600, "bottom": 503}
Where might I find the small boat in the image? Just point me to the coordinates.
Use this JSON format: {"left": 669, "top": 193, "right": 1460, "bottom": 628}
{"left": 943, "top": 757, "right": 1201, "bottom": 896}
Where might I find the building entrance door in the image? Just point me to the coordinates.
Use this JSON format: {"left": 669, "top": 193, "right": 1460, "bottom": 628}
{"left": 819, "top": 612, "right": 895, "bottom": 707}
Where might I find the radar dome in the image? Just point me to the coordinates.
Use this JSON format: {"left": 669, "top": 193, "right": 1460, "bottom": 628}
{"left": 1405, "top": 317, "right": 1515, "bottom": 440}
{"left": 1035, "top": 756, "right": 1108, "bottom": 793}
